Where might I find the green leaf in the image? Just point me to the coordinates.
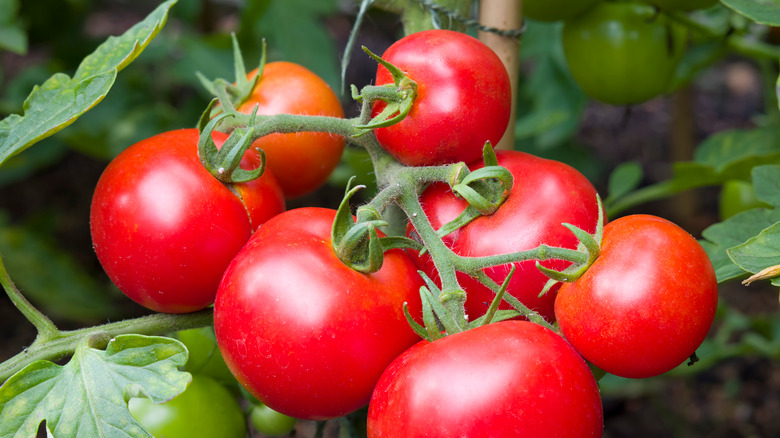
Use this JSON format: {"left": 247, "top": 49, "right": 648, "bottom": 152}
{"left": 0, "top": 0, "right": 26, "bottom": 54}
{"left": 701, "top": 208, "right": 780, "bottom": 282}
{"left": 606, "top": 161, "right": 643, "bottom": 204}
{"left": 694, "top": 127, "right": 780, "bottom": 178}
{"left": 0, "top": 0, "right": 176, "bottom": 169}
{"left": 751, "top": 164, "right": 780, "bottom": 207}
{"left": 249, "top": 0, "right": 340, "bottom": 90}
{"left": 0, "top": 217, "right": 123, "bottom": 322}
{"left": 728, "top": 221, "right": 780, "bottom": 278}
{"left": 720, "top": 0, "right": 780, "bottom": 26}
{"left": 516, "top": 21, "right": 586, "bottom": 149}
{"left": 0, "top": 335, "right": 190, "bottom": 438}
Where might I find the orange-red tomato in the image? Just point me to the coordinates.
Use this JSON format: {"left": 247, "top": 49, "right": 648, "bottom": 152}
{"left": 238, "top": 62, "right": 345, "bottom": 199}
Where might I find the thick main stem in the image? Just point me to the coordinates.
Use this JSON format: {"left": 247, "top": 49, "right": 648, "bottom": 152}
{"left": 0, "top": 309, "right": 213, "bottom": 384}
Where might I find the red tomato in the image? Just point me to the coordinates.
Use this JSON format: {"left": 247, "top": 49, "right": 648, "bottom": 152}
{"left": 555, "top": 215, "right": 719, "bottom": 378}
{"left": 90, "top": 129, "right": 285, "bottom": 313}
{"left": 372, "top": 29, "right": 511, "bottom": 167}
{"left": 238, "top": 62, "right": 345, "bottom": 199}
{"left": 410, "top": 150, "right": 600, "bottom": 322}
{"left": 367, "top": 321, "right": 604, "bottom": 437}
{"left": 213, "top": 207, "right": 424, "bottom": 420}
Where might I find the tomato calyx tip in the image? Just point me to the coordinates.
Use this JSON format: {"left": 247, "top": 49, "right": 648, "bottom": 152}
{"left": 331, "top": 177, "right": 422, "bottom": 274}
{"left": 352, "top": 47, "right": 418, "bottom": 135}
{"left": 537, "top": 195, "right": 605, "bottom": 297}
{"left": 197, "top": 108, "right": 265, "bottom": 184}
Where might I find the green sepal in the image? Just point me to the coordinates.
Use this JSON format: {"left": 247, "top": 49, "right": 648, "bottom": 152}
{"left": 352, "top": 46, "right": 418, "bottom": 133}
{"left": 472, "top": 265, "right": 516, "bottom": 326}
{"left": 417, "top": 271, "right": 467, "bottom": 335}
{"left": 197, "top": 111, "right": 265, "bottom": 184}
{"left": 403, "top": 302, "right": 429, "bottom": 340}
{"left": 331, "top": 179, "right": 389, "bottom": 273}
{"left": 451, "top": 165, "right": 513, "bottom": 215}
{"left": 196, "top": 34, "right": 267, "bottom": 116}
{"left": 419, "top": 286, "right": 445, "bottom": 341}
{"left": 378, "top": 236, "right": 424, "bottom": 252}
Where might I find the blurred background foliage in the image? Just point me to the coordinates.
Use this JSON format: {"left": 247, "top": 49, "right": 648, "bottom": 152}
{"left": 1, "top": 0, "right": 779, "bottom": 436}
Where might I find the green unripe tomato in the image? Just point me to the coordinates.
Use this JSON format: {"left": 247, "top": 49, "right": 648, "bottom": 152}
{"left": 523, "top": 0, "right": 601, "bottom": 22}
{"left": 129, "top": 375, "right": 246, "bottom": 438}
{"left": 643, "top": 0, "right": 719, "bottom": 11}
{"left": 250, "top": 403, "right": 298, "bottom": 437}
{"left": 562, "top": 2, "right": 687, "bottom": 105}
{"left": 719, "top": 180, "right": 769, "bottom": 220}
{"left": 175, "top": 327, "right": 236, "bottom": 384}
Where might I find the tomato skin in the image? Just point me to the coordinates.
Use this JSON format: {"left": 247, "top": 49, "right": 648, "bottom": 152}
{"left": 562, "top": 2, "right": 687, "bottom": 105}
{"left": 555, "top": 215, "right": 719, "bottom": 379}
{"left": 249, "top": 404, "right": 298, "bottom": 437}
{"left": 129, "top": 374, "right": 246, "bottom": 438}
{"left": 214, "top": 207, "right": 424, "bottom": 420}
{"left": 410, "top": 150, "right": 600, "bottom": 322}
{"left": 90, "top": 129, "right": 285, "bottom": 313}
{"left": 523, "top": 0, "right": 600, "bottom": 22}
{"left": 238, "top": 62, "right": 345, "bottom": 199}
{"left": 367, "top": 321, "right": 603, "bottom": 437}
{"left": 176, "top": 327, "right": 236, "bottom": 384}
{"left": 373, "top": 29, "right": 511, "bottom": 167}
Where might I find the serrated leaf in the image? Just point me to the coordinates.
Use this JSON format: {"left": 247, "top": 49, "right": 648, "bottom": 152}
{"left": 0, "top": 0, "right": 176, "bottom": 169}
{"left": 701, "top": 208, "right": 780, "bottom": 282}
{"left": 751, "top": 164, "right": 780, "bottom": 207}
{"left": 694, "top": 127, "right": 780, "bottom": 177}
{"left": 721, "top": 0, "right": 780, "bottom": 26}
{"left": 0, "top": 335, "right": 190, "bottom": 438}
{"left": 606, "top": 161, "right": 643, "bottom": 203}
{"left": 728, "top": 221, "right": 780, "bottom": 276}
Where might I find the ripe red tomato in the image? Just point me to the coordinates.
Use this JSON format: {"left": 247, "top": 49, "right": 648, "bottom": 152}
{"left": 367, "top": 321, "right": 604, "bottom": 437}
{"left": 372, "top": 29, "right": 511, "bottom": 167}
{"left": 213, "top": 207, "right": 424, "bottom": 420}
{"left": 409, "top": 150, "right": 600, "bottom": 322}
{"left": 555, "top": 215, "right": 719, "bottom": 378}
{"left": 238, "top": 62, "right": 345, "bottom": 199}
{"left": 562, "top": 2, "right": 686, "bottom": 105}
{"left": 90, "top": 129, "right": 285, "bottom": 313}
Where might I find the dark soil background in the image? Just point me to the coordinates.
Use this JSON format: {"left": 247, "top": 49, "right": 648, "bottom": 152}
{"left": 1, "top": 1, "right": 779, "bottom": 437}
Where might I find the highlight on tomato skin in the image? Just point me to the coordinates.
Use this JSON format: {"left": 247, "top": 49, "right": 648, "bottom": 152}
{"left": 367, "top": 321, "right": 604, "bottom": 438}
{"left": 213, "top": 207, "right": 424, "bottom": 421}
{"left": 89, "top": 128, "right": 285, "bottom": 314}
{"left": 554, "top": 214, "right": 719, "bottom": 379}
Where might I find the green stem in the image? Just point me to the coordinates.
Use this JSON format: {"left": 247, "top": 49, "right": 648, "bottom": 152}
{"left": 0, "top": 309, "right": 213, "bottom": 384}
{"left": 474, "top": 270, "right": 557, "bottom": 332}
{"left": 0, "top": 254, "right": 59, "bottom": 341}
{"left": 455, "top": 244, "right": 588, "bottom": 273}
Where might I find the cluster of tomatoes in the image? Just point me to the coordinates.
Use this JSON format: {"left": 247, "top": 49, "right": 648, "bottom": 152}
{"left": 89, "top": 27, "right": 718, "bottom": 437}
{"left": 526, "top": 0, "right": 718, "bottom": 105}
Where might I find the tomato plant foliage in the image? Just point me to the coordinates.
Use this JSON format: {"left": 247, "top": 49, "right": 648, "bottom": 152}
{"left": 3, "top": 0, "right": 780, "bottom": 437}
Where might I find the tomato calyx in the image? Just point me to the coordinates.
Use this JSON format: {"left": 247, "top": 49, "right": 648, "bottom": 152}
{"left": 331, "top": 178, "right": 422, "bottom": 273}
{"left": 352, "top": 47, "right": 418, "bottom": 135}
{"left": 197, "top": 34, "right": 267, "bottom": 116}
{"left": 536, "top": 197, "right": 605, "bottom": 297}
{"left": 196, "top": 108, "right": 266, "bottom": 184}
{"left": 435, "top": 144, "right": 513, "bottom": 239}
